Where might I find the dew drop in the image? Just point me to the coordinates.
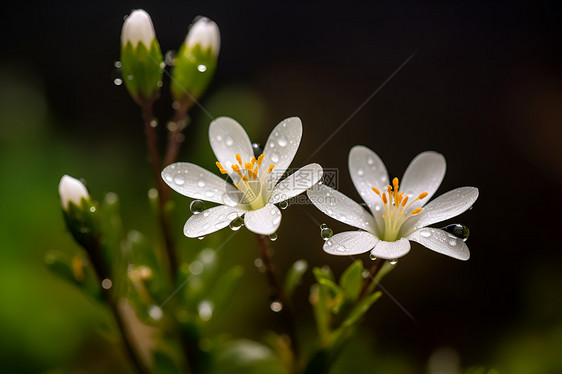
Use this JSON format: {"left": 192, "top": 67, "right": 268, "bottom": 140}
{"left": 198, "top": 300, "right": 213, "bottom": 321}
{"left": 271, "top": 153, "right": 280, "bottom": 162}
{"left": 198, "top": 180, "right": 206, "bottom": 187}
{"left": 89, "top": 206, "right": 96, "bottom": 213}
{"left": 369, "top": 253, "right": 377, "bottom": 261}
{"left": 357, "top": 168, "right": 365, "bottom": 176}
{"left": 147, "top": 187, "right": 158, "bottom": 199}
{"left": 320, "top": 227, "right": 333, "bottom": 240}
{"left": 229, "top": 216, "right": 244, "bottom": 231}
{"left": 252, "top": 143, "right": 263, "bottom": 157}
{"left": 114, "top": 61, "right": 122, "bottom": 68}
{"left": 367, "top": 157, "right": 374, "bottom": 165}
{"left": 441, "top": 224, "right": 470, "bottom": 241}
{"left": 269, "top": 233, "right": 278, "bottom": 241}
{"left": 277, "top": 136, "right": 288, "bottom": 147}
{"left": 320, "top": 223, "right": 328, "bottom": 230}
{"left": 113, "top": 78, "right": 123, "bottom": 86}
{"left": 225, "top": 136, "right": 234, "bottom": 146}
{"left": 165, "top": 50, "right": 177, "bottom": 66}
{"left": 197, "top": 64, "right": 207, "bottom": 72}
{"left": 279, "top": 200, "right": 289, "bottom": 210}
{"left": 448, "top": 239, "right": 457, "bottom": 246}
{"left": 164, "top": 173, "right": 173, "bottom": 182}
{"left": 174, "top": 175, "right": 185, "bottom": 185}
{"left": 203, "top": 211, "right": 210, "bottom": 218}
{"left": 198, "top": 236, "right": 205, "bottom": 240}
{"left": 149, "top": 119, "right": 158, "bottom": 128}
{"left": 190, "top": 200, "right": 205, "bottom": 214}
{"left": 420, "top": 230, "right": 431, "bottom": 238}
{"left": 389, "top": 259, "right": 398, "bottom": 265}
{"left": 270, "top": 301, "right": 283, "bottom": 312}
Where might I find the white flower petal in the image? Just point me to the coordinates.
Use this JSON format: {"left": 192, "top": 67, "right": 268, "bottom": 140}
{"left": 209, "top": 117, "right": 253, "bottom": 174}
{"left": 323, "top": 231, "right": 379, "bottom": 256}
{"left": 370, "top": 238, "right": 411, "bottom": 260}
{"left": 121, "top": 9, "right": 156, "bottom": 47}
{"left": 244, "top": 204, "right": 282, "bottom": 235}
{"left": 348, "top": 145, "right": 389, "bottom": 234}
{"left": 306, "top": 184, "right": 377, "bottom": 233}
{"left": 58, "top": 175, "right": 90, "bottom": 210}
{"left": 184, "top": 205, "right": 246, "bottom": 238}
{"left": 162, "top": 162, "right": 237, "bottom": 205}
{"left": 408, "top": 228, "right": 470, "bottom": 260}
{"left": 261, "top": 117, "right": 302, "bottom": 186}
{"left": 400, "top": 151, "right": 446, "bottom": 209}
{"left": 268, "top": 163, "right": 323, "bottom": 204}
{"left": 399, "top": 187, "right": 479, "bottom": 236}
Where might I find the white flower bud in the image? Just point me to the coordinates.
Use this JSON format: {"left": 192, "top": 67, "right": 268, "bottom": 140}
{"left": 184, "top": 17, "right": 220, "bottom": 57}
{"left": 121, "top": 9, "right": 156, "bottom": 47}
{"left": 59, "top": 175, "right": 90, "bottom": 210}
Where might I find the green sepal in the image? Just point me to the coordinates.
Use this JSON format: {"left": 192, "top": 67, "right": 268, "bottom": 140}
{"left": 284, "top": 259, "right": 308, "bottom": 299}
{"left": 342, "top": 291, "right": 382, "bottom": 327}
{"left": 339, "top": 260, "right": 364, "bottom": 302}
{"left": 120, "top": 39, "right": 163, "bottom": 105}
{"left": 62, "top": 197, "right": 101, "bottom": 253}
{"left": 170, "top": 43, "right": 217, "bottom": 103}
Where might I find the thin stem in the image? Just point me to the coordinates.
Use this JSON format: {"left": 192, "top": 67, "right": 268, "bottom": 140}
{"left": 163, "top": 99, "right": 194, "bottom": 167}
{"left": 141, "top": 103, "right": 178, "bottom": 280}
{"left": 255, "top": 234, "right": 300, "bottom": 367}
{"left": 358, "top": 258, "right": 385, "bottom": 301}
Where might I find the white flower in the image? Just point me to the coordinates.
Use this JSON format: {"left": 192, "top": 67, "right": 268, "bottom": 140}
{"left": 184, "top": 17, "right": 220, "bottom": 57}
{"left": 121, "top": 9, "right": 156, "bottom": 47}
{"left": 162, "top": 117, "right": 323, "bottom": 237}
{"left": 58, "top": 175, "right": 90, "bottom": 210}
{"left": 307, "top": 146, "right": 478, "bottom": 260}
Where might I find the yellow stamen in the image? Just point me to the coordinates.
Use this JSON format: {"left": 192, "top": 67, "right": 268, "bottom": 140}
{"left": 418, "top": 192, "right": 428, "bottom": 200}
{"left": 216, "top": 162, "right": 228, "bottom": 174}
{"left": 392, "top": 177, "right": 399, "bottom": 190}
{"left": 236, "top": 153, "right": 242, "bottom": 165}
{"left": 401, "top": 196, "right": 409, "bottom": 207}
{"left": 382, "top": 214, "right": 387, "bottom": 218}
{"left": 382, "top": 193, "right": 388, "bottom": 204}
{"left": 244, "top": 162, "right": 253, "bottom": 170}
{"left": 411, "top": 208, "right": 422, "bottom": 215}
{"left": 372, "top": 187, "right": 380, "bottom": 195}
{"left": 267, "top": 164, "right": 275, "bottom": 173}
{"left": 257, "top": 154, "right": 265, "bottom": 166}
{"left": 251, "top": 157, "right": 257, "bottom": 167}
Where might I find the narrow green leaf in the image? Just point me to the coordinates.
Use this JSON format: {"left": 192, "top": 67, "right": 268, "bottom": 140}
{"left": 339, "top": 260, "right": 364, "bottom": 301}
{"left": 342, "top": 291, "right": 382, "bottom": 327}
{"left": 284, "top": 259, "right": 308, "bottom": 298}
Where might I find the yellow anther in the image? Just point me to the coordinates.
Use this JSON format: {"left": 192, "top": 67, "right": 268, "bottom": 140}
{"left": 244, "top": 162, "right": 253, "bottom": 170}
{"left": 267, "top": 164, "right": 275, "bottom": 173}
{"left": 253, "top": 166, "right": 259, "bottom": 178}
{"left": 372, "top": 187, "right": 380, "bottom": 195}
{"left": 250, "top": 157, "right": 257, "bottom": 167}
{"left": 382, "top": 214, "right": 387, "bottom": 218}
{"left": 382, "top": 193, "right": 388, "bottom": 204}
{"left": 257, "top": 154, "right": 265, "bottom": 166}
{"left": 401, "top": 196, "right": 409, "bottom": 207}
{"left": 392, "top": 177, "right": 399, "bottom": 190}
{"left": 418, "top": 192, "right": 428, "bottom": 200}
{"left": 236, "top": 153, "right": 242, "bottom": 165}
{"left": 411, "top": 208, "right": 422, "bottom": 215}
{"left": 216, "top": 162, "right": 228, "bottom": 174}
{"left": 234, "top": 183, "right": 242, "bottom": 190}
{"left": 231, "top": 164, "right": 240, "bottom": 171}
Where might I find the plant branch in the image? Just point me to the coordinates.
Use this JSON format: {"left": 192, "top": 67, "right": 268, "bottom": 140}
{"left": 163, "top": 99, "right": 194, "bottom": 167}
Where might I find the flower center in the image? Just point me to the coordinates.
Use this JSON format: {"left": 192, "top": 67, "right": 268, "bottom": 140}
{"left": 216, "top": 153, "right": 275, "bottom": 209}
{"left": 371, "top": 177, "right": 428, "bottom": 241}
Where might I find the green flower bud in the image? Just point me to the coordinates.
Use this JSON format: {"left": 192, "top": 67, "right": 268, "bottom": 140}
{"left": 120, "top": 9, "right": 164, "bottom": 105}
{"left": 171, "top": 16, "right": 220, "bottom": 104}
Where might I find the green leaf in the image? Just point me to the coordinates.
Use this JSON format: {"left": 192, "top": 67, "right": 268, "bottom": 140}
{"left": 212, "top": 339, "right": 286, "bottom": 374}
{"left": 207, "top": 265, "right": 244, "bottom": 316}
{"left": 45, "top": 251, "right": 101, "bottom": 300}
{"left": 342, "top": 291, "right": 382, "bottom": 327}
{"left": 339, "top": 260, "right": 364, "bottom": 301}
{"left": 284, "top": 259, "right": 308, "bottom": 299}
{"left": 313, "top": 266, "right": 334, "bottom": 283}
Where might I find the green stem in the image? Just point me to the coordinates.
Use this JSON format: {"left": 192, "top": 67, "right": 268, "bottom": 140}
{"left": 163, "top": 99, "right": 194, "bottom": 167}
{"left": 256, "top": 234, "right": 300, "bottom": 371}
{"left": 357, "top": 258, "right": 385, "bottom": 301}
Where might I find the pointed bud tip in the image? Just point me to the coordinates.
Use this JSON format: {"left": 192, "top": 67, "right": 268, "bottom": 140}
{"left": 185, "top": 16, "right": 220, "bottom": 57}
{"left": 59, "top": 175, "right": 90, "bottom": 210}
{"left": 121, "top": 9, "right": 156, "bottom": 47}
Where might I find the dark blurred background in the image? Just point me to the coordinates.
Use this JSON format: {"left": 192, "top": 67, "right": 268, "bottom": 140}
{"left": 1, "top": 1, "right": 562, "bottom": 373}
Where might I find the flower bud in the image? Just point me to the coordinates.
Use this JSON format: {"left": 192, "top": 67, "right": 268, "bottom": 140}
{"left": 120, "top": 9, "right": 164, "bottom": 105}
{"left": 59, "top": 175, "right": 90, "bottom": 211}
{"left": 171, "top": 17, "right": 220, "bottom": 104}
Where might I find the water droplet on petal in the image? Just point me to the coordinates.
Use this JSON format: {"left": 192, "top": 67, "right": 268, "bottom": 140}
{"left": 279, "top": 200, "right": 289, "bottom": 210}
{"left": 420, "top": 230, "right": 432, "bottom": 238}
{"left": 190, "top": 200, "right": 205, "bottom": 214}
{"left": 174, "top": 175, "right": 185, "bottom": 185}
{"left": 271, "top": 153, "right": 280, "bottom": 162}
{"left": 270, "top": 301, "right": 283, "bottom": 312}
{"left": 225, "top": 136, "right": 234, "bottom": 146}
{"left": 320, "top": 223, "right": 328, "bottom": 230}
{"left": 369, "top": 253, "right": 377, "bottom": 261}
{"left": 198, "top": 180, "right": 206, "bottom": 187}
{"left": 269, "top": 233, "right": 278, "bottom": 241}
{"left": 357, "top": 168, "right": 364, "bottom": 176}
{"left": 277, "top": 136, "right": 288, "bottom": 147}
{"left": 320, "top": 227, "right": 333, "bottom": 240}
{"left": 389, "top": 259, "right": 398, "bottom": 265}
{"left": 367, "top": 157, "right": 374, "bottom": 165}
{"left": 198, "top": 236, "right": 205, "bottom": 240}
{"left": 229, "top": 216, "right": 244, "bottom": 231}
{"left": 441, "top": 224, "right": 470, "bottom": 241}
